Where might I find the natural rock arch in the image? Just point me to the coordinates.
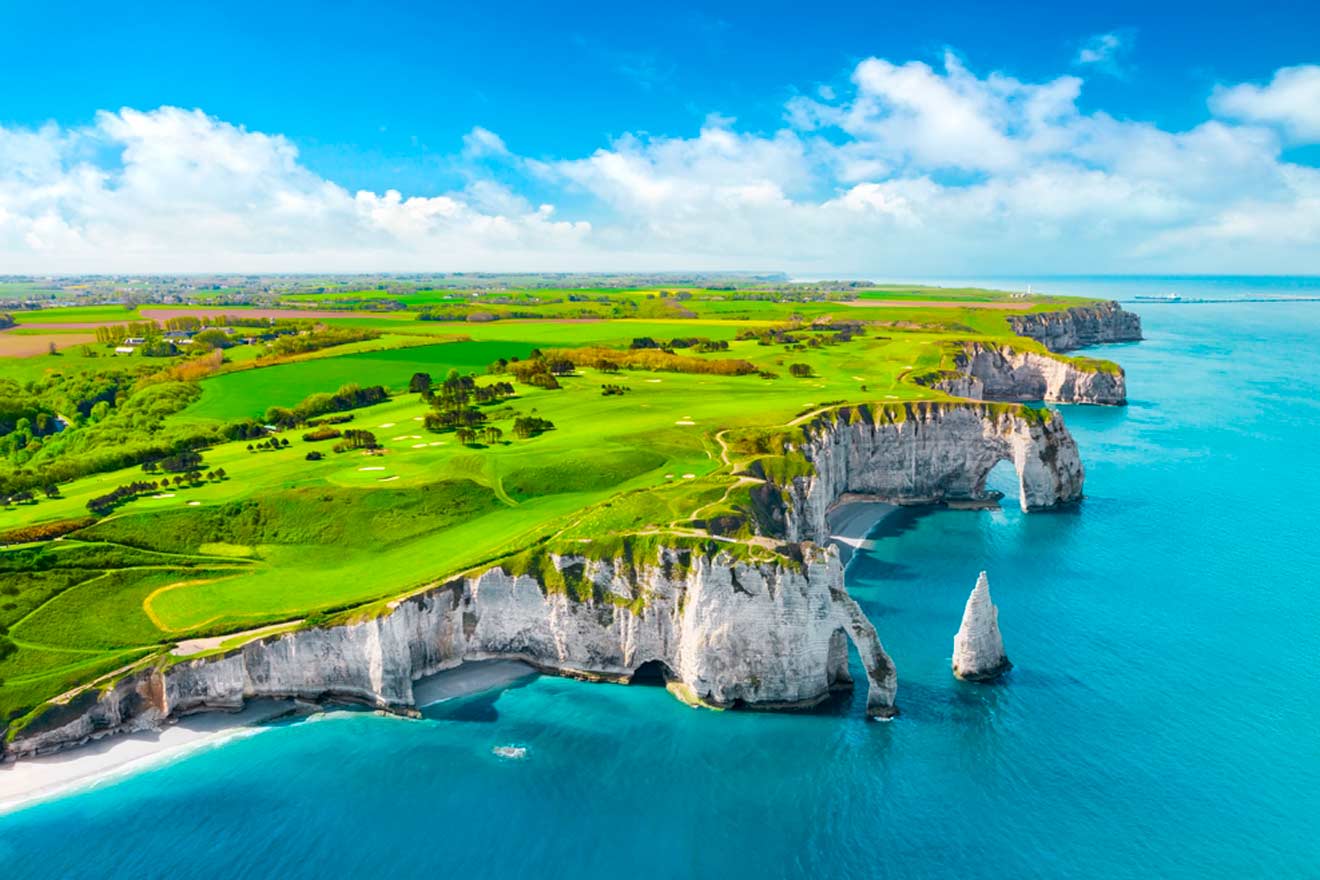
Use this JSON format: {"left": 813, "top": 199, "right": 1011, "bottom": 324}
{"left": 786, "top": 403, "right": 1085, "bottom": 544}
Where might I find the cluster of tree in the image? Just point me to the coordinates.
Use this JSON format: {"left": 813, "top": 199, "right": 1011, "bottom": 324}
{"left": 301, "top": 426, "right": 342, "bottom": 442}
{"left": 601, "top": 384, "right": 630, "bottom": 396}
{"left": 788, "top": 363, "right": 815, "bottom": 377}
{"left": 736, "top": 327, "right": 803, "bottom": 346}
{"left": 144, "top": 348, "right": 226, "bottom": 384}
{"left": 629, "top": 336, "right": 729, "bottom": 353}
{"left": 422, "top": 370, "right": 516, "bottom": 434}
{"left": 512, "top": 416, "right": 555, "bottom": 438}
{"left": 93, "top": 322, "right": 161, "bottom": 344}
{"left": 305, "top": 450, "right": 324, "bottom": 461}
{"left": 540, "top": 347, "right": 758, "bottom": 377}
{"left": 736, "top": 324, "right": 863, "bottom": 348}
{"left": 332, "top": 429, "right": 379, "bottom": 453}
{"left": 0, "top": 377, "right": 217, "bottom": 495}
{"left": 267, "top": 326, "right": 380, "bottom": 356}
{"left": 305, "top": 413, "right": 354, "bottom": 426}
{"left": 223, "top": 419, "right": 270, "bottom": 440}
{"left": 163, "top": 316, "right": 203, "bottom": 332}
{"left": 416, "top": 307, "right": 567, "bottom": 323}
{"left": 141, "top": 450, "right": 203, "bottom": 473}
{"left": 191, "top": 328, "right": 235, "bottom": 350}
{"left": 86, "top": 471, "right": 222, "bottom": 513}
{"left": 455, "top": 425, "right": 504, "bottom": 446}
{"left": 264, "top": 384, "right": 388, "bottom": 428}
{"left": 0, "top": 314, "right": 14, "bottom": 330}
{"left": 137, "top": 339, "right": 179, "bottom": 358}
{"left": 1, "top": 489, "right": 38, "bottom": 506}
{"left": 247, "top": 437, "right": 291, "bottom": 452}
{"left": 506, "top": 359, "right": 563, "bottom": 389}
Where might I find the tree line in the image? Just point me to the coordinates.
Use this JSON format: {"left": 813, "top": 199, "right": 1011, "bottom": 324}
{"left": 264, "top": 384, "right": 388, "bottom": 429}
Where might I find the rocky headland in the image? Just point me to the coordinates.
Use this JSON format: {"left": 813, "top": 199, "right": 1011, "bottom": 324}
{"left": 922, "top": 342, "right": 1126, "bottom": 406}
{"left": 1008, "top": 301, "right": 1143, "bottom": 352}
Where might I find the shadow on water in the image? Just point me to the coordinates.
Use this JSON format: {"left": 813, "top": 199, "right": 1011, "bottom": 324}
{"left": 419, "top": 675, "right": 537, "bottom": 724}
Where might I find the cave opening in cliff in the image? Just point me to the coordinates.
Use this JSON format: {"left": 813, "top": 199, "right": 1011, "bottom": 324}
{"left": 978, "top": 459, "right": 1020, "bottom": 508}
{"left": 630, "top": 659, "right": 675, "bottom": 686}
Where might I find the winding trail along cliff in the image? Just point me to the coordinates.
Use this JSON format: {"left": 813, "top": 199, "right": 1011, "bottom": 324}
{"left": 925, "top": 342, "right": 1126, "bottom": 406}
{"left": 3, "top": 401, "right": 1087, "bottom": 760}
{"left": 1008, "top": 301, "right": 1142, "bottom": 352}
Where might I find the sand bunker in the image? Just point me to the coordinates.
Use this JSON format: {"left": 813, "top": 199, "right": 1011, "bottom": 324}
{"left": 675, "top": 420, "right": 696, "bottom": 426}
{"left": 378, "top": 476, "right": 399, "bottom": 482}
{"left": 358, "top": 466, "right": 385, "bottom": 471}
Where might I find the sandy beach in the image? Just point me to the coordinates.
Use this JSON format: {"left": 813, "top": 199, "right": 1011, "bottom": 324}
{"left": 0, "top": 699, "right": 295, "bottom": 815}
{"left": 0, "top": 660, "right": 539, "bottom": 815}
{"left": 826, "top": 497, "right": 900, "bottom": 565}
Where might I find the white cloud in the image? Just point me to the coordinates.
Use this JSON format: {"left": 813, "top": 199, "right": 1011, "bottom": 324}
{"left": 461, "top": 126, "right": 509, "bottom": 159}
{"left": 1075, "top": 31, "right": 1133, "bottom": 76}
{"left": 1, "top": 56, "right": 1319, "bottom": 275}
{"left": 1210, "top": 65, "right": 1320, "bottom": 143}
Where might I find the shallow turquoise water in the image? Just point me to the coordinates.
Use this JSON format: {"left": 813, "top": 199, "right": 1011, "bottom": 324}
{"left": 3, "top": 299, "right": 1319, "bottom": 878}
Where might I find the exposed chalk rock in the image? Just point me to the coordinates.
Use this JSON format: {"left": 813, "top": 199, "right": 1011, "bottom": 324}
{"left": 5, "top": 546, "right": 899, "bottom": 760}
{"left": 926, "top": 342, "right": 1126, "bottom": 406}
{"left": 952, "top": 571, "right": 1011, "bottom": 681}
{"left": 1008, "top": 301, "right": 1142, "bottom": 352}
{"left": 776, "top": 402, "right": 1084, "bottom": 546}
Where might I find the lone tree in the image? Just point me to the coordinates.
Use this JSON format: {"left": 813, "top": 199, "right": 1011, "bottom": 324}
{"left": 409, "top": 372, "right": 433, "bottom": 395}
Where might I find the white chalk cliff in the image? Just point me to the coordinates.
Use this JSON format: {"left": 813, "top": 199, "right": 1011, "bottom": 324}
{"left": 1008, "top": 301, "right": 1142, "bottom": 352}
{"left": 925, "top": 342, "right": 1126, "bottom": 406}
{"left": 774, "top": 402, "right": 1084, "bottom": 546}
{"left": 952, "top": 571, "right": 1011, "bottom": 681}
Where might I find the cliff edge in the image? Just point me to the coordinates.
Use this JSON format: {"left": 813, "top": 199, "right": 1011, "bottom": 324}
{"left": 1008, "top": 301, "right": 1142, "bottom": 352}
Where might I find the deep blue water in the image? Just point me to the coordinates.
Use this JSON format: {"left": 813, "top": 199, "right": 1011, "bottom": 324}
{"left": 3, "top": 298, "right": 1320, "bottom": 878}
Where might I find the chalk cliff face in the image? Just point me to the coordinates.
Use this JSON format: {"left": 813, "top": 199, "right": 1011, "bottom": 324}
{"left": 952, "top": 571, "right": 1011, "bottom": 681}
{"left": 927, "top": 343, "right": 1126, "bottom": 406}
{"left": 6, "top": 547, "right": 898, "bottom": 759}
{"left": 1008, "top": 301, "right": 1142, "bottom": 352}
{"left": 779, "top": 403, "right": 1084, "bottom": 545}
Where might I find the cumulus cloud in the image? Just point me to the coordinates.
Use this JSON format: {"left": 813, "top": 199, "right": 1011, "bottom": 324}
{"left": 1210, "top": 65, "right": 1320, "bottom": 143}
{"left": 1, "top": 55, "right": 1319, "bottom": 275}
{"left": 0, "top": 107, "right": 588, "bottom": 272}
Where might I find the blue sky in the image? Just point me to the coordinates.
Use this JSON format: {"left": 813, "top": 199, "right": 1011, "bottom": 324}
{"left": 1, "top": 0, "right": 1318, "bottom": 275}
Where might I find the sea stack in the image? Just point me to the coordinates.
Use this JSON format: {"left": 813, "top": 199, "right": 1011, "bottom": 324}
{"left": 952, "top": 571, "right": 1012, "bottom": 681}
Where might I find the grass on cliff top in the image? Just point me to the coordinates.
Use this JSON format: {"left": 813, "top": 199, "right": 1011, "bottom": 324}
{"left": 0, "top": 288, "right": 1117, "bottom": 727}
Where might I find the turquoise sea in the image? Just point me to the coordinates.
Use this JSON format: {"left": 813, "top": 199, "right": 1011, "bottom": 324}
{"left": 3, "top": 283, "right": 1319, "bottom": 878}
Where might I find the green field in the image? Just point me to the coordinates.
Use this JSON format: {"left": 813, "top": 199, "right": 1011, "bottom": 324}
{"left": 0, "top": 284, "right": 1117, "bottom": 731}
